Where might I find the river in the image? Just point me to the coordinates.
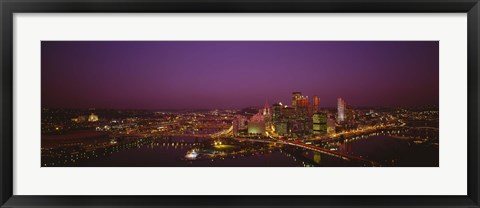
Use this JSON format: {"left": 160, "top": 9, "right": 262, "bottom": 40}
{"left": 68, "top": 135, "right": 438, "bottom": 167}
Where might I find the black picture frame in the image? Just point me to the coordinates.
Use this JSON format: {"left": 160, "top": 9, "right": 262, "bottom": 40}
{"left": 1, "top": 0, "right": 479, "bottom": 207}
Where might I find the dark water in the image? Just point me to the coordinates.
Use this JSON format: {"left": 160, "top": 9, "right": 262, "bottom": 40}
{"left": 75, "top": 144, "right": 302, "bottom": 167}
{"left": 70, "top": 135, "right": 438, "bottom": 167}
{"left": 342, "top": 135, "right": 439, "bottom": 167}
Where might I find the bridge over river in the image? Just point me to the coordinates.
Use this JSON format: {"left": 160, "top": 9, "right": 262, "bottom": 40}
{"left": 211, "top": 125, "right": 378, "bottom": 166}
{"left": 273, "top": 138, "right": 378, "bottom": 166}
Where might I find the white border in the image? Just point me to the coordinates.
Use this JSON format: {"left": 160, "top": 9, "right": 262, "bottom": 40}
{"left": 13, "top": 13, "right": 467, "bottom": 195}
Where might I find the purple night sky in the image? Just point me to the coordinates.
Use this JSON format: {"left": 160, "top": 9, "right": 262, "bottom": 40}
{"left": 41, "top": 41, "right": 438, "bottom": 110}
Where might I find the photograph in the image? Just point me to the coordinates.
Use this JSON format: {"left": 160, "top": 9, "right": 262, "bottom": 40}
{"left": 41, "top": 41, "right": 439, "bottom": 167}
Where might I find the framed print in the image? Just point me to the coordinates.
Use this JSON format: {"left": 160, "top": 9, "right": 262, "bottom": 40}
{"left": 1, "top": 0, "right": 479, "bottom": 207}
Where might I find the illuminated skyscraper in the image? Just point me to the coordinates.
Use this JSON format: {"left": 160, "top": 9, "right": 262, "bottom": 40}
{"left": 297, "top": 96, "right": 309, "bottom": 108}
{"left": 337, "top": 98, "right": 346, "bottom": 122}
{"left": 292, "top": 92, "right": 302, "bottom": 108}
{"left": 327, "top": 118, "right": 336, "bottom": 135}
{"left": 272, "top": 103, "right": 282, "bottom": 123}
{"left": 283, "top": 106, "right": 295, "bottom": 119}
{"left": 313, "top": 96, "right": 320, "bottom": 112}
{"left": 274, "top": 122, "right": 288, "bottom": 135}
{"left": 313, "top": 112, "right": 327, "bottom": 135}
{"left": 263, "top": 100, "right": 271, "bottom": 116}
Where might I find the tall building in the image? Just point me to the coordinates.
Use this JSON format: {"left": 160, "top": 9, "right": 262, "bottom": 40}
{"left": 337, "top": 98, "right": 346, "bottom": 123}
{"left": 262, "top": 100, "right": 271, "bottom": 116}
{"left": 312, "top": 112, "right": 327, "bottom": 135}
{"left": 282, "top": 106, "right": 296, "bottom": 120}
{"left": 292, "top": 92, "right": 302, "bottom": 108}
{"left": 291, "top": 91, "right": 311, "bottom": 120}
{"left": 327, "top": 118, "right": 336, "bottom": 135}
{"left": 313, "top": 96, "right": 320, "bottom": 113}
{"left": 274, "top": 122, "right": 288, "bottom": 135}
{"left": 271, "top": 102, "right": 288, "bottom": 135}
{"left": 297, "top": 96, "right": 309, "bottom": 108}
{"left": 272, "top": 103, "right": 283, "bottom": 123}
{"left": 291, "top": 92, "right": 309, "bottom": 121}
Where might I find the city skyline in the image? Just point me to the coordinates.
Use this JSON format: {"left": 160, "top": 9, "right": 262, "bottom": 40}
{"left": 41, "top": 41, "right": 439, "bottom": 167}
{"left": 41, "top": 41, "right": 439, "bottom": 109}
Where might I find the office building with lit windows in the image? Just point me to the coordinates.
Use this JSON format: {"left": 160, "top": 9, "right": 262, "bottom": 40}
{"left": 313, "top": 112, "right": 327, "bottom": 135}
{"left": 274, "top": 122, "right": 288, "bottom": 135}
{"left": 292, "top": 92, "right": 302, "bottom": 108}
{"left": 272, "top": 103, "right": 283, "bottom": 123}
{"left": 327, "top": 118, "right": 336, "bottom": 135}
{"left": 337, "top": 98, "right": 346, "bottom": 123}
